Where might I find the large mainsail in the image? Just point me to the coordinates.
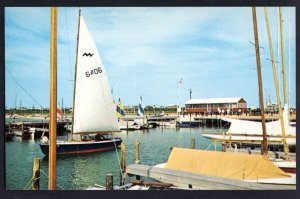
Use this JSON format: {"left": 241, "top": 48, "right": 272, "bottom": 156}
{"left": 73, "top": 16, "right": 120, "bottom": 134}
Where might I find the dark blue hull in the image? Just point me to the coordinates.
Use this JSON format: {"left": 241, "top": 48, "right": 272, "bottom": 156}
{"left": 178, "top": 121, "right": 200, "bottom": 128}
{"left": 39, "top": 138, "right": 122, "bottom": 155}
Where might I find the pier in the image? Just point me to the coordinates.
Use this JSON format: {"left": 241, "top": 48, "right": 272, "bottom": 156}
{"left": 5, "top": 120, "right": 69, "bottom": 136}
{"left": 126, "top": 164, "right": 295, "bottom": 190}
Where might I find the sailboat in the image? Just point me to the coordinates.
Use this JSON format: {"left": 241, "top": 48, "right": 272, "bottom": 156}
{"left": 202, "top": 104, "right": 296, "bottom": 147}
{"left": 203, "top": 7, "right": 296, "bottom": 175}
{"left": 39, "top": 10, "right": 122, "bottom": 155}
{"left": 147, "top": 8, "right": 295, "bottom": 188}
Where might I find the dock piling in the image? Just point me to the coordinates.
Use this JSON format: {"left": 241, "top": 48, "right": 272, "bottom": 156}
{"left": 135, "top": 140, "right": 140, "bottom": 164}
{"left": 120, "top": 142, "right": 126, "bottom": 185}
{"left": 32, "top": 157, "right": 40, "bottom": 190}
{"left": 106, "top": 174, "right": 113, "bottom": 190}
{"left": 191, "top": 138, "right": 195, "bottom": 149}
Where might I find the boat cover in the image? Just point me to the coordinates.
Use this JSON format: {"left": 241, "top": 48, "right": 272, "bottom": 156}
{"left": 165, "top": 148, "right": 290, "bottom": 180}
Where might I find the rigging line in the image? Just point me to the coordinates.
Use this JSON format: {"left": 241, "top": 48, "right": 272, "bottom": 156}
{"left": 23, "top": 178, "right": 33, "bottom": 190}
{"left": 112, "top": 134, "right": 122, "bottom": 173}
{"left": 64, "top": 8, "right": 73, "bottom": 80}
{"left": 6, "top": 66, "right": 44, "bottom": 109}
{"left": 40, "top": 169, "right": 65, "bottom": 190}
{"left": 26, "top": 177, "right": 40, "bottom": 190}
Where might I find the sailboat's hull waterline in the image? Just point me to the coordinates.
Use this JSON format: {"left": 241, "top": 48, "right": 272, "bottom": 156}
{"left": 39, "top": 138, "right": 122, "bottom": 155}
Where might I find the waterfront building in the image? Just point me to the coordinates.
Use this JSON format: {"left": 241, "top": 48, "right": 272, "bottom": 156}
{"left": 185, "top": 97, "right": 247, "bottom": 115}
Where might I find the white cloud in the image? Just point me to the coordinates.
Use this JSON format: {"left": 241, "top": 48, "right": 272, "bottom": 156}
{"left": 5, "top": 7, "right": 296, "bottom": 107}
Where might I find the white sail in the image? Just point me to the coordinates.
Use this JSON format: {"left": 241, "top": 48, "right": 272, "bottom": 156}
{"left": 73, "top": 16, "right": 120, "bottom": 134}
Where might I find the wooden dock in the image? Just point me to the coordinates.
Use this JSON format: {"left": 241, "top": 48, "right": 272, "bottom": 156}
{"left": 5, "top": 120, "right": 69, "bottom": 135}
{"left": 126, "top": 164, "right": 295, "bottom": 190}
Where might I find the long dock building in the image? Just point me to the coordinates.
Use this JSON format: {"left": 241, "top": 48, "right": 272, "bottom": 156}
{"left": 185, "top": 97, "right": 247, "bottom": 115}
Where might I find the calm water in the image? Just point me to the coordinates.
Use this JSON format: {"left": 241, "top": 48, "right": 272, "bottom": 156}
{"left": 5, "top": 126, "right": 222, "bottom": 190}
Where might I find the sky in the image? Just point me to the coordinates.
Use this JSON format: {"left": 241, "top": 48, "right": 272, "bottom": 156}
{"left": 5, "top": 7, "right": 296, "bottom": 109}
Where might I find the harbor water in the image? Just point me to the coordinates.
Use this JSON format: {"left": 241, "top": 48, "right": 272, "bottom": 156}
{"left": 5, "top": 125, "right": 222, "bottom": 190}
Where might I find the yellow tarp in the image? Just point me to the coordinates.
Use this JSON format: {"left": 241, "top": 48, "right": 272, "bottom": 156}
{"left": 165, "top": 148, "right": 290, "bottom": 180}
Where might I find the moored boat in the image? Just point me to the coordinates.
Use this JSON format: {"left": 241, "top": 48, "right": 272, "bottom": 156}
{"left": 39, "top": 10, "right": 122, "bottom": 155}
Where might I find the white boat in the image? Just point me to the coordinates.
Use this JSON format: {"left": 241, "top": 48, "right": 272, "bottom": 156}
{"left": 202, "top": 104, "right": 296, "bottom": 146}
{"left": 39, "top": 10, "right": 122, "bottom": 155}
{"left": 119, "top": 120, "right": 141, "bottom": 130}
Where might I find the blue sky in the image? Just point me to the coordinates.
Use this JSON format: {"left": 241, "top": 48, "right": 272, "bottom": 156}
{"left": 5, "top": 7, "right": 296, "bottom": 109}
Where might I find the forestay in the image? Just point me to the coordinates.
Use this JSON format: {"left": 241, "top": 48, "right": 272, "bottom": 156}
{"left": 73, "top": 16, "right": 119, "bottom": 134}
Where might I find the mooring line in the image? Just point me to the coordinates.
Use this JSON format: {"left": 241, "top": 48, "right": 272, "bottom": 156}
{"left": 112, "top": 135, "right": 122, "bottom": 173}
{"left": 26, "top": 177, "right": 40, "bottom": 190}
{"left": 23, "top": 178, "right": 33, "bottom": 190}
{"left": 40, "top": 169, "right": 65, "bottom": 190}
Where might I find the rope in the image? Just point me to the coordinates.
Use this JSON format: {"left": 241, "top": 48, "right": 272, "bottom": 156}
{"left": 25, "top": 177, "right": 40, "bottom": 190}
{"left": 64, "top": 7, "right": 73, "bottom": 81}
{"left": 6, "top": 66, "right": 44, "bottom": 109}
{"left": 40, "top": 169, "right": 66, "bottom": 190}
{"left": 205, "top": 142, "right": 214, "bottom": 150}
{"left": 112, "top": 134, "right": 122, "bottom": 173}
{"left": 23, "top": 178, "right": 33, "bottom": 190}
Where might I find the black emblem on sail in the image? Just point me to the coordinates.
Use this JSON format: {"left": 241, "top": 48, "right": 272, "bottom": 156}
{"left": 82, "top": 53, "right": 94, "bottom": 57}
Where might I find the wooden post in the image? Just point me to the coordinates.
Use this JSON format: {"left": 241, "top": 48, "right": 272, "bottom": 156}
{"left": 135, "top": 140, "right": 140, "bottom": 164}
{"left": 120, "top": 142, "right": 126, "bottom": 185}
{"left": 142, "top": 118, "right": 145, "bottom": 129}
{"left": 49, "top": 7, "right": 57, "bottom": 190}
{"left": 191, "top": 138, "right": 195, "bottom": 149}
{"left": 252, "top": 7, "right": 268, "bottom": 158}
{"left": 21, "top": 122, "right": 24, "bottom": 135}
{"left": 222, "top": 143, "right": 226, "bottom": 152}
{"left": 120, "top": 142, "right": 126, "bottom": 172}
{"left": 264, "top": 7, "right": 289, "bottom": 160}
{"left": 32, "top": 157, "right": 40, "bottom": 190}
{"left": 106, "top": 174, "right": 113, "bottom": 190}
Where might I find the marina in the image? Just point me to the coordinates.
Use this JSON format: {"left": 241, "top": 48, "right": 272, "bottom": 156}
{"left": 4, "top": 6, "right": 297, "bottom": 192}
{"left": 5, "top": 126, "right": 215, "bottom": 190}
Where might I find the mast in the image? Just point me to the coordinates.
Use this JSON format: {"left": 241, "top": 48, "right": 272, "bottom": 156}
{"left": 288, "top": 21, "right": 291, "bottom": 109}
{"left": 279, "top": 7, "right": 288, "bottom": 104}
{"left": 71, "top": 8, "right": 81, "bottom": 140}
{"left": 49, "top": 7, "right": 57, "bottom": 190}
{"left": 252, "top": 7, "right": 268, "bottom": 157}
{"left": 264, "top": 7, "right": 289, "bottom": 160}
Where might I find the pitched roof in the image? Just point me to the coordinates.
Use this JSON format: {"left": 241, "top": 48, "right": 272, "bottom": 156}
{"left": 185, "top": 97, "right": 246, "bottom": 104}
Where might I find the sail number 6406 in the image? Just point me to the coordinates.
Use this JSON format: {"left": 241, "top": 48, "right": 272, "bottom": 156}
{"left": 86, "top": 67, "right": 102, "bottom": 77}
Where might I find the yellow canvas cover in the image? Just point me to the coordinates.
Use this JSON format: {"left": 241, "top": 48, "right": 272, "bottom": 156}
{"left": 165, "top": 148, "right": 290, "bottom": 180}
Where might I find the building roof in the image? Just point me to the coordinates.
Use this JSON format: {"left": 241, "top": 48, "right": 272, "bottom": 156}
{"left": 185, "top": 97, "right": 246, "bottom": 105}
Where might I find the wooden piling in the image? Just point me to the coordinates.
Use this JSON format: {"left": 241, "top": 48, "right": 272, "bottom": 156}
{"left": 191, "top": 138, "right": 195, "bottom": 149}
{"left": 106, "top": 174, "right": 113, "bottom": 190}
{"left": 135, "top": 140, "right": 140, "bottom": 164}
{"left": 120, "top": 142, "right": 126, "bottom": 185}
{"left": 222, "top": 142, "right": 226, "bottom": 152}
{"left": 120, "top": 142, "right": 126, "bottom": 172}
{"left": 142, "top": 118, "right": 145, "bottom": 129}
{"left": 32, "top": 157, "right": 40, "bottom": 190}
